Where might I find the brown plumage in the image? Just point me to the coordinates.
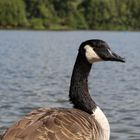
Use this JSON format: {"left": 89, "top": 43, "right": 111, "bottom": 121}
{"left": 2, "top": 108, "right": 102, "bottom": 140}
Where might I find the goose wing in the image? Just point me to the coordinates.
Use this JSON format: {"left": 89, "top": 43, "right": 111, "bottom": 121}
{"left": 2, "top": 108, "right": 101, "bottom": 140}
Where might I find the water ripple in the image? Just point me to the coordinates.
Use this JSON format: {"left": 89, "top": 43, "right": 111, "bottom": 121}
{"left": 0, "top": 31, "right": 140, "bottom": 139}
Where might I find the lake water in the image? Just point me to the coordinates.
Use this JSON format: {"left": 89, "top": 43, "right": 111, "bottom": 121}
{"left": 0, "top": 31, "right": 139, "bottom": 140}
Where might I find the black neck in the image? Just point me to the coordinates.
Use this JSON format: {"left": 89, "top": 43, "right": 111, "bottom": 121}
{"left": 69, "top": 52, "right": 96, "bottom": 114}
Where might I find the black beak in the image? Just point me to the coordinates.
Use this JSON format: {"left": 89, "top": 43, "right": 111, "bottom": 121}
{"left": 95, "top": 48, "right": 125, "bottom": 63}
{"left": 108, "top": 51, "right": 125, "bottom": 62}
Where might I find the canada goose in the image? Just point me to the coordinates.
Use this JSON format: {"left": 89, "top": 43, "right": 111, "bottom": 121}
{"left": 1, "top": 39, "right": 125, "bottom": 140}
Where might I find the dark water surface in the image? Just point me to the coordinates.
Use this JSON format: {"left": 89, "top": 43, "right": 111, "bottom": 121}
{"left": 0, "top": 31, "right": 139, "bottom": 139}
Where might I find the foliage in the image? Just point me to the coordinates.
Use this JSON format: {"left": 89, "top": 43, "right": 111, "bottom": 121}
{"left": 0, "top": 0, "right": 140, "bottom": 30}
{"left": 0, "top": 0, "right": 27, "bottom": 28}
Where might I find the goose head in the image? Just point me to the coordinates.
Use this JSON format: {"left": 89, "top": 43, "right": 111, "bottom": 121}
{"left": 79, "top": 39, "right": 125, "bottom": 64}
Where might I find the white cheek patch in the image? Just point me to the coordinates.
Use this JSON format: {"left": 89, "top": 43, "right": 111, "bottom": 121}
{"left": 84, "top": 45, "right": 102, "bottom": 63}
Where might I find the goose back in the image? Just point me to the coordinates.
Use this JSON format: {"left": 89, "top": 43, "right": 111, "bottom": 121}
{"left": 2, "top": 108, "right": 102, "bottom": 140}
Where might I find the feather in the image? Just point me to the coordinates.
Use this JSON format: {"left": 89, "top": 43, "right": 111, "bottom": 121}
{"left": 2, "top": 108, "right": 102, "bottom": 140}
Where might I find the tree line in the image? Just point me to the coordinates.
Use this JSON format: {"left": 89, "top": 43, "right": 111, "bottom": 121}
{"left": 0, "top": 0, "right": 140, "bottom": 30}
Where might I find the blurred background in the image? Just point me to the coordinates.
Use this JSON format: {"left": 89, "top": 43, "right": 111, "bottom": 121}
{"left": 0, "top": 0, "right": 140, "bottom": 30}
{"left": 0, "top": 0, "right": 140, "bottom": 140}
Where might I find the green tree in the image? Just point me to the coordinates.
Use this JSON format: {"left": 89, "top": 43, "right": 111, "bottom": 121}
{"left": 0, "top": 0, "right": 27, "bottom": 28}
{"left": 51, "top": 0, "right": 87, "bottom": 29}
{"left": 0, "top": 0, "right": 140, "bottom": 30}
{"left": 23, "top": 0, "right": 56, "bottom": 29}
